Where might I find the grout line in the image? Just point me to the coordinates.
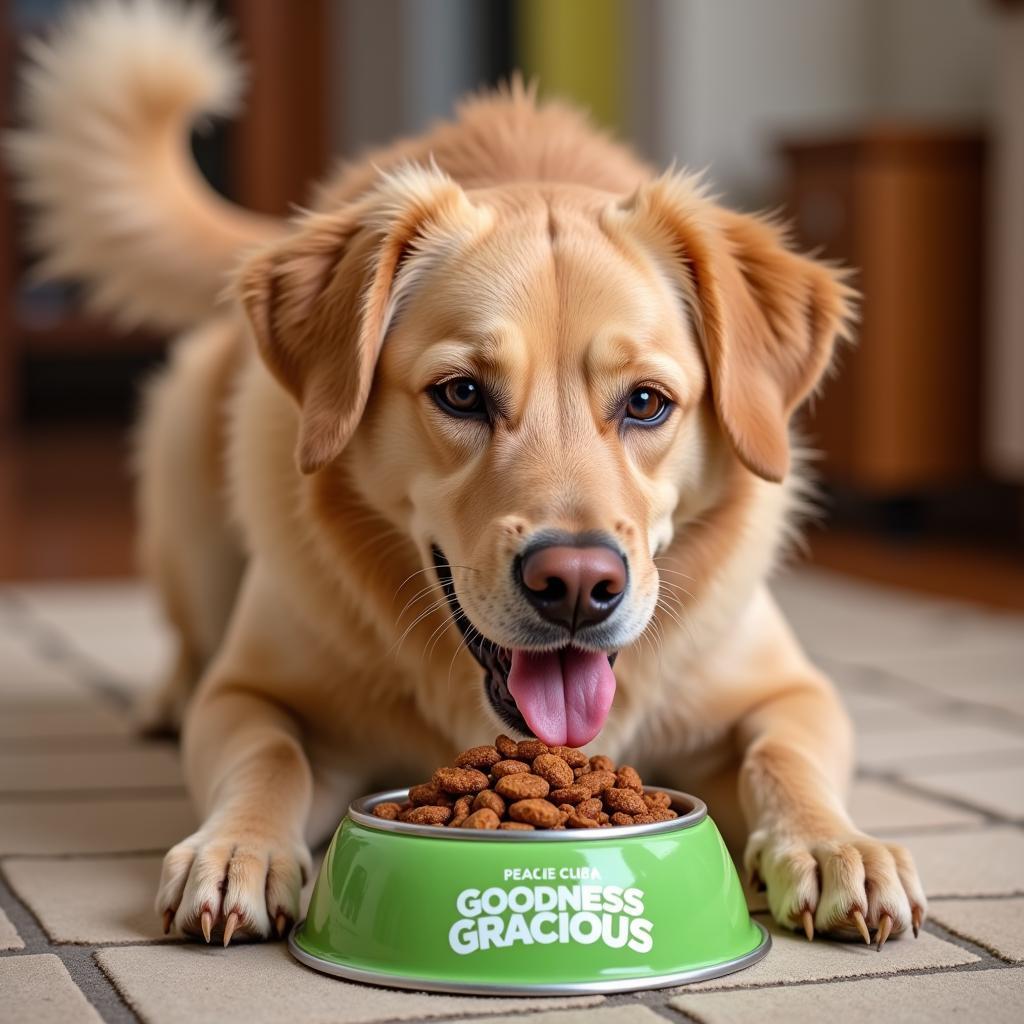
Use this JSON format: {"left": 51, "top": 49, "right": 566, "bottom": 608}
{"left": 0, "top": 735, "right": 155, "bottom": 752}
{"left": 0, "top": 786, "right": 186, "bottom": 803}
{"left": 817, "top": 653, "right": 1024, "bottom": 733}
{"left": 863, "top": 770, "right": 1024, "bottom": 830}
{"left": 0, "top": 865, "right": 141, "bottom": 1024}
{"left": 0, "top": 849, "right": 174, "bottom": 862}
{"left": 0, "top": 589, "right": 138, "bottom": 712}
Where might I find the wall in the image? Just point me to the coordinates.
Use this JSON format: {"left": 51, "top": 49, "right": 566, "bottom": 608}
{"left": 648, "top": 0, "right": 998, "bottom": 207}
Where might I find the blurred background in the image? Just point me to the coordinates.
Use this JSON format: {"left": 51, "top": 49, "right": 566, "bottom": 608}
{"left": 1, "top": 0, "right": 1021, "bottom": 608}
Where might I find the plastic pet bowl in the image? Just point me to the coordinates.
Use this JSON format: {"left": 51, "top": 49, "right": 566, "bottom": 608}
{"left": 289, "top": 787, "right": 769, "bottom": 995}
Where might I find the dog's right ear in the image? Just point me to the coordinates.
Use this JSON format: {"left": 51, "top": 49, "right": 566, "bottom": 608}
{"left": 238, "top": 166, "right": 491, "bottom": 474}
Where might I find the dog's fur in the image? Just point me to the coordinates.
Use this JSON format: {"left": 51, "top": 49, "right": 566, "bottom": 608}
{"left": 10, "top": 0, "right": 925, "bottom": 945}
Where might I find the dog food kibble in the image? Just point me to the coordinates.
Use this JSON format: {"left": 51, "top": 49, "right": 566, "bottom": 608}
{"left": 374, "top": 735, "right": 678, "bottom": 830}
{"left": 495, "top": 772, "right": 550, "bottom": 801}
{"left": 434, "top": 766, "right": 490, "bottom": 794}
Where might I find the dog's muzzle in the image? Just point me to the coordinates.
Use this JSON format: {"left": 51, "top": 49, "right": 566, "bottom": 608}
{"left": 431, "top": 546, "right": 616, "bottom": 739}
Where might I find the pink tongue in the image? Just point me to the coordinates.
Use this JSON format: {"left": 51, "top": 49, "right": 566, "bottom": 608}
{"left": 507, "top": 648, "right": 616, "bottom": 748}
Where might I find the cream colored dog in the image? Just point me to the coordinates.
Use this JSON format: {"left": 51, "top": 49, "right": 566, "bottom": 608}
{"left": 11, "top": 0, "right": 925, "bottom": 950}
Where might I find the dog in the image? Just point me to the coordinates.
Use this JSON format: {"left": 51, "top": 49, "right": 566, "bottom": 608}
{"left": 10, "top": 0, "right": 925, "bottom": 950}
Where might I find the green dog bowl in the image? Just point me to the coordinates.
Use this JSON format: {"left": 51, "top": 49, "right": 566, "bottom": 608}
{"left": 289, "top": 787, "right": 768, "bottom": 995}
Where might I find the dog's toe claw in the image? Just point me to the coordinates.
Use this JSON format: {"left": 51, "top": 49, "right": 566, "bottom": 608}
{"left": 851, "top": 909, "right": 871, "bottom": 945}
{"left": 161, "top": 908, "right": 174, "bottom": 935}
{"left": 876, "top": 913, "right": 893, "bottom": 951}
{"left": 200, "top": 910, "right": 213, "bottom": 943}
{"left": 912, "top": 905, "right": 923, "bottom": 938}
{"left": 801, "top": 908, "right": 814, "bottom": 942}
{"left": 223, "top": 911, "right": 240, "bottom": 947}
{"left": 274, "top": 912, "right": 289, "bottom": 938}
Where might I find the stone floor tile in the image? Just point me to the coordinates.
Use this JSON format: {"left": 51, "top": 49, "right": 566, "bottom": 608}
{"left": 0, "top": 703, "right": 133, "bottom": 742}
{"left": 848, "top": 778, "right": 983, "bottom": 832}
{"left": 0, "top": 903, "right": 24, "bottom": 949}
{"left": 5, "top": 855, "right": 169, "bottom": 943}
{"left": 0, "top": 795, "right": 196, "bottom": 855}
{"left": 460, "top": 1007, "right": 663, "bottom": 1024}
{"left": 0, "top": 953, "right": 103, "bottom": 1024}
{"left": 841, "top": 691, "right": 932, "bottom": 732}
{"left": 928, "top": 897, "right": 1024, "bottom": 962}
{"left": 668, "top": 914, "right": 975, "bottom": 993}
{"left": 855, "top": 723, "right": 1024, "bottom": 773}
{"left": 670, "top": 966, "right": 1024, "bottom": 1023}
{"left": 6, "top": 850, "right": 323, "bottom": 944}
{"left": 13, "top": 582, "right": 171, "bottom": 695}
{"left": 0, "top": 745, "right": 182, "bottom": 794}
{"left": 906, "top": 765, "right": 1024, "bottom": 820}
{"left": 887, "top": 826, "right": 1024, "bottom": 897}
{"left": 773, "top": 570, "right": 959, "bottom": 661}
{"left": 97, "top": 944, "right": 604, "bottom": 1024}
{"left": 0, "top": 633, "right": 95, "bottom": 702}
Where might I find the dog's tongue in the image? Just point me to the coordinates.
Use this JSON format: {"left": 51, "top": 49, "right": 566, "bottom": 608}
{"left": 507, "top": 648, "right": 616, "bottom": 748}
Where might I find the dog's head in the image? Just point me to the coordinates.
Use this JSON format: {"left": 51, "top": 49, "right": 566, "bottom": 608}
{"left": 239, "top": 165, "right": 852, "bottom": 747}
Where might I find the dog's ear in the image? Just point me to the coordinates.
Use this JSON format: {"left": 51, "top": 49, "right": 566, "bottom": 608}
{"left": 610, "top": 173, "right": 855, "bottom": 482}
{"left": 238, "top": 166, "right": 491, "bottom": 474}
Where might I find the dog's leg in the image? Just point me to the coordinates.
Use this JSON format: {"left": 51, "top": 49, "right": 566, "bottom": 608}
{"left": 156, "top": 684, "right": 315, "bottom": 943}
{"left": 737, "top": 678, "right": 926, "bottom": 946}
{"left": 155, "top": 563, "right": 353, "bottom": 944}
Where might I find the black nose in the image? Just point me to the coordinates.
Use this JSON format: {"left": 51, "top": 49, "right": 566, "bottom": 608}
{"left": 517, "top": 541, "right": 627, "bottom": 631}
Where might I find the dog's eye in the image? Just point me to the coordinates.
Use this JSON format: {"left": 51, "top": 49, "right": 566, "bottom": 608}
{"left": 432, "top": 377, "right": 487, "bottom": 418}
{"left": 624, "top": 387, "right": 670, "bottom": 424}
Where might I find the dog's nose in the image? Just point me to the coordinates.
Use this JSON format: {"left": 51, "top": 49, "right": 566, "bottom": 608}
{"left": 518, "top": 543, "right": 627, "bottom": 631}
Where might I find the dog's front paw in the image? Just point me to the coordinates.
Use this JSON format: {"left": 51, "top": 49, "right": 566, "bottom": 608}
{"left": 745, "top": 828, "right": 926, "bottom": 948}
{"left": 156, "top": 825, "right": 312, "bottom": 945}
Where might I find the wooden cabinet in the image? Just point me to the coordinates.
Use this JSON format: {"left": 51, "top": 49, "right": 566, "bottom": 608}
{"left": 781, "top": 129, "right": 985, "bottom": 493}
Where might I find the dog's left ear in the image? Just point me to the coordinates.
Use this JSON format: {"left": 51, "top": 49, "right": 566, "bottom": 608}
{"left": 609, "top": 173, "right": 856, "bottom": 483}
{"left": 238, "top": 166, "right": 491, "bottom": 474}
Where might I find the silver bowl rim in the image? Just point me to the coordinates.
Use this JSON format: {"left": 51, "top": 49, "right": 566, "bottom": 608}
{"left": 347, "top": 786, "right": 707, "bottom": 841}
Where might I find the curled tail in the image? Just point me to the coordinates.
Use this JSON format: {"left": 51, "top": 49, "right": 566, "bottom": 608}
{"left": 6, "top": 0, "right": 282, "bottom": 331}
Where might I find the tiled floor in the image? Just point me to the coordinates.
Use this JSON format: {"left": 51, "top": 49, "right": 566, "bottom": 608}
{"left": 1, "top": 569, "right": 1023, "bottom": 1023}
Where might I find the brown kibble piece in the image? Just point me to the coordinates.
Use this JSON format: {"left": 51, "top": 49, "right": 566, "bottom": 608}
{"left": 516, "top": 739, "right": 549, "bottom": 760}
{"left": 492, "top": 759, "right": 531, "bottom": 778}
{"left": 576, "top": 797, "right": 603, "bottom": 818}
{"left": 615, "top": 766, "right": 643, "bottom": 793}
{"left": 434, "top": 766, "right": 489, "bottom": 794}
{"left": 454, "top": 745, "right": 501, "bottom": 770}
{"left": 449, "top": 795, "right": 473, "bottom": 827}
{"left": 532, "top": 753, "right": 574, "bottom": 789}
{"left": 590, "top": 755, "right": 615, "bottom": 772}
{"left": 495, "top": 734, "right": 519, "bottom": 758}
{"left": 579, "top": 770, "right": 617, "bottom": 795}
{"left": 566, "top": 810, "right": 601, "bottom": 828}
{"left": 648, "top": 808, "right": 678, "bottom": 821}
{"left": 644, "top": 790, "right": 672, "bottom": 809}
{"left": 372, "top": 802, "right": 402, "bottom": 820}
{"left": 409, "top": 782, "right": 451, "bottom": 806}
{"left": 605, "top": 787, "right": 648, "bottom": 815}
{"left": 597, "top": 811, "right": 610, "bottom": 824}
{"left": 550, "top": 784, "right": 590, "bottom": 805}
{"left": 499, "top": 821, "right": 535, "bottom": 831}
{"left": 495, "top": 773, "right": 551, "bottom": 801}
{"left": 401, "top": 805, "right": 452, "bottom": 825}
{"left": 472, "top": 789, "right": 506, "bottom": 816}
{"left": 573, "top": 766, "right": 590, "bottom": 778}
{"left": 551, "top": 745, "right": 589, "bottom": 768}
{"left": 461, "top": 808, "right": 500, "bottom": 829}
{"left": 610, "top": 812, "right": 635, "bottom": 826}
{"left": 509, "top": 798, "right": 562, "bottom": 828}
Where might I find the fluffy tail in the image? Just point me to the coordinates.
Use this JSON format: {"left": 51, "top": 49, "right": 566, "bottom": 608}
{"left": 6, "top": 0, "right": 282, "bottom": 331}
